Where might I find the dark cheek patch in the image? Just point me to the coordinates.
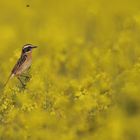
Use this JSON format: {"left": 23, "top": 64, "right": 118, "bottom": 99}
{"left": 23, "top": 47, "right": 31, "bottom": 53}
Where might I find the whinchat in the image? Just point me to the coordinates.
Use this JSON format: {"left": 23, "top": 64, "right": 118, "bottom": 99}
{"left": 4, "top": 44, "right": 37, "bottom": 87}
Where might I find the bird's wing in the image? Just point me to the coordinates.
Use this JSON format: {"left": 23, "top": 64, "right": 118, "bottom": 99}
{"left": 4, "top": 54, "right": 27, "bottom": 87}
{"left": 11, "top": 54, "right": 27, "bottom": 74}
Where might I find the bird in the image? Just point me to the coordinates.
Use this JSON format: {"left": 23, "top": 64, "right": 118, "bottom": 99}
{"left": 4, "top": 44, "right": 37, "bottom": 87}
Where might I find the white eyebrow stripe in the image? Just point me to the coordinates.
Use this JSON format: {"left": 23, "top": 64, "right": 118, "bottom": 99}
{"left": 23, "top": 44, "right": 32, "bottom": 49}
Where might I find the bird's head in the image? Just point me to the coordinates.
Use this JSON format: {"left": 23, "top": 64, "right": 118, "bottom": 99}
{"left": 22, "top": 44, "right": 37, "bottom": 54}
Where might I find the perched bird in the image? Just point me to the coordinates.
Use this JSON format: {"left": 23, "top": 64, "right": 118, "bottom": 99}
{"left": 4, "top": 44, "right": 37, "bottom": 87}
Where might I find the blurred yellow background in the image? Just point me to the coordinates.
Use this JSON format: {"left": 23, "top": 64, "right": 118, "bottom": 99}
{"left": 0, "top": 0, "right": 140, "bottom": 140}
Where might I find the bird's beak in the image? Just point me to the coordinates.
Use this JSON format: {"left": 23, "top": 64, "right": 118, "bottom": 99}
{"left": 32, "top": 46, "right": 37, "bottom": 49}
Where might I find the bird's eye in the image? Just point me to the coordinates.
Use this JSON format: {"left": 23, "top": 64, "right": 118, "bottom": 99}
{"left": 23, "top": 47, "right": 31, "bottom": 53}
{"left": 27, "top": 48, "right": 30, "bottom": 51}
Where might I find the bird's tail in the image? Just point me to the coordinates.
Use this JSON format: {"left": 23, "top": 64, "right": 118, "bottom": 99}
{"left": 3, "top": 74, "right": 14, "bottom": 88}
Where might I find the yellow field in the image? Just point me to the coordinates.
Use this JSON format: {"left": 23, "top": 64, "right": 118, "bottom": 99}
{"left": 0, "top": 0, "right": 140, "bottom": 140}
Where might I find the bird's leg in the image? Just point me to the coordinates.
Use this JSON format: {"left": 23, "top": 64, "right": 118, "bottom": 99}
{"left": 17, "top": 77, "right": 26, "bottom": 87}
{"left": 20, "top": 74, "right": 30, "bottom": 79}
{"left": 20, "top": 74, "right": 31, "bottom": 82}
